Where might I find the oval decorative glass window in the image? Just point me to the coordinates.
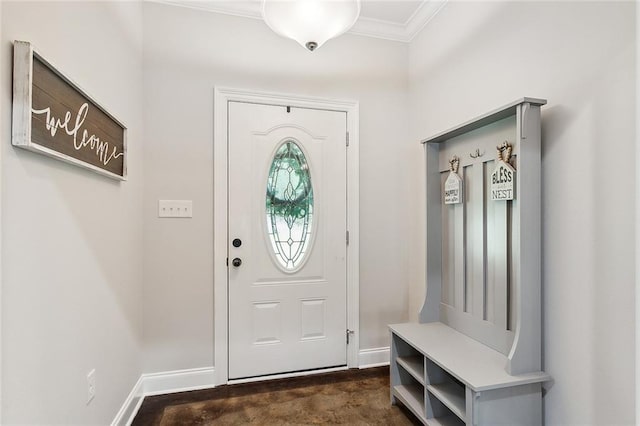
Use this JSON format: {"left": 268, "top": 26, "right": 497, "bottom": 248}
{"left": 266, "top": 140, "right": 314, "bottom": 270}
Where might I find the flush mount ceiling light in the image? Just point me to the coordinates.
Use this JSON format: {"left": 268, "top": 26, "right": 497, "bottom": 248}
{"left": 262, "top": 0, "right": 361, "bottom": 52}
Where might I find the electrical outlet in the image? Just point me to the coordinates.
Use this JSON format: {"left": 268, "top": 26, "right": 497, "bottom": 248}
{"left": 158, "top": 200, "right": 193, "bottom": 218}
{"left": 87, "top": 369, "right": 96, "bottom": 404}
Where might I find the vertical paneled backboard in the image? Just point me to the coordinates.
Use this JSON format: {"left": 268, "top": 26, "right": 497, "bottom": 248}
{"left": 437, "top": 117, "right": 516, "bottom": 355}
{"left": 419, "top": 98, "right": 545, "bottom": 375}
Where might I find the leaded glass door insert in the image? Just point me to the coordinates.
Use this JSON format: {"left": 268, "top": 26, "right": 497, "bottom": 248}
{"left": 266, "top": 140, "right": 314, "bottom": 271}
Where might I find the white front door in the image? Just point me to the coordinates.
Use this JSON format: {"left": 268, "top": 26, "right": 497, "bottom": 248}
{"left": 228, "top": 101, "right": 348, "bottom": 380}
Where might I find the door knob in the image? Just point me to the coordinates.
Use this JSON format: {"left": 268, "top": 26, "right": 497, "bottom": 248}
{"left": 232, "top": 258, "right": 242, "bottom": 267}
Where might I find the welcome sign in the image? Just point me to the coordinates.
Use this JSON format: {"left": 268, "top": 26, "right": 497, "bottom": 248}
{"left": 12, "top": 41, "right": 127, "bottom": 180}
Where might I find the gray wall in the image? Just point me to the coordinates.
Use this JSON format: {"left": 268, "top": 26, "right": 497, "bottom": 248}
{"left": 1, "top": 2, "right": 144, "bottom": 424}
{"left": 408, "top": 2, "right": 635, "bottom": 424}
{"left": 141, "top": 3, "right": 412, "bottom": 372}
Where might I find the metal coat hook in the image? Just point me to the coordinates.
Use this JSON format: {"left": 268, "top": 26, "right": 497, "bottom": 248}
{"left": 470, "top": 148, "right": 485, "bottom": 159}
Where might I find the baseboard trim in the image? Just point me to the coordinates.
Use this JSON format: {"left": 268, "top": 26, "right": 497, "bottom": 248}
{"left": 358, "top": 347, "right": 390, "bottom": 368}
{"left": 141, "top": 366, "right": 216, "bottom": 396}
{"left": 111, "top": 367, "right": 216, "bottom": 426}
{"left": 111, "top": 376, "right": 144, "bottom": 426}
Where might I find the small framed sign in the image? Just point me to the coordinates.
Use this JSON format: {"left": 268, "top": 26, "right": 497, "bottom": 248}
{"left": 491, "top": 161, "right": 515, "bottom": 200}
{"left": 12, "top": 40, "right": 127, "bottom": 180}
{"left": 444, "top": 155, "right": 463, "bottom": 205}
{"left": 491, "top": 141, "right": 516, "bottom": 201}
{"left": 444, "top": 172, "right": 463, "bottom": 204}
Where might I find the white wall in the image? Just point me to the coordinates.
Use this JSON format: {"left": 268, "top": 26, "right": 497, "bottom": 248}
{"left": 1, "top": 2, "right": 144, "bottom": 424}
{"left": 409, "top": 2, "right": 635, "bottom": 424}
{"left": 142, "top": 3, "right": 411, "bottom": 372}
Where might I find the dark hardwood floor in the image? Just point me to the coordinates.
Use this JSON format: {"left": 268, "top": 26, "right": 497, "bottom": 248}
{"left": 132, "top": 366, "right": 420, "bottom": 425}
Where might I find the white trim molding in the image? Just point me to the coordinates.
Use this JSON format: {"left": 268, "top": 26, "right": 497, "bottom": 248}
{"left": 111, "top": 367, "right": 216, "bottom": 426}
{"left": 145, "top": 0, "right": 447, "bottom": 42}
{"left": 358, "top": 347, "right": 390, "bottom": 369}
{"left": 214, "top": 87, "right": 360, "bottom": 385}
{"left": 350, "top": 1, "right": 448, "bottom": 42}
{"left": 141, "top": 367, "right": 216, "bottom": 396}
{"left": 111, "top": 376, "right": 144, "bottom": 426}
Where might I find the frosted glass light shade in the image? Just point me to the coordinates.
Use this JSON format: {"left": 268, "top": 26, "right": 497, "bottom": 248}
{"left": 262, "top": 0, "right": 361, "bottom": 51}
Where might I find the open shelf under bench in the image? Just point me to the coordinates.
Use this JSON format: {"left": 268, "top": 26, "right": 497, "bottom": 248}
{"left": 390, "top": 322, "right": 549, "bottom": 425}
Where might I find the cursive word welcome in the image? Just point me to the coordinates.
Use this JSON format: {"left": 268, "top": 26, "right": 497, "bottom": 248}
{"left": 32, "top": 102, "right": 123, "bottom": 167}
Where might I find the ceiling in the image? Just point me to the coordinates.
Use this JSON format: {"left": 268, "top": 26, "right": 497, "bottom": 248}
{"left": 149, "top": 0, "right": 447, "bottom": 42}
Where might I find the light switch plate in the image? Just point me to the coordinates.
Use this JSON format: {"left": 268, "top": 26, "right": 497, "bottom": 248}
{"left": 158, "top": 200, "right": 193, "bottom": 218}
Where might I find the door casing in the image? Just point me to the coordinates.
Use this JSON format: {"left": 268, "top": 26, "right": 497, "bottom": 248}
{"left": 213, "top": 87, "right": 360, "bottom": 385}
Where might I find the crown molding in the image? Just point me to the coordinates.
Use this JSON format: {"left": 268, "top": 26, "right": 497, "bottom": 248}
{"left": 145, "top": 0, "right": 447, "bottom": 43}
{"left": 403, "top": 0, "right": 448, "bottom": 41}
{"left": 349, "top": 16, "right": 409, "bottom": 42}
{"left": 351, "top": 1, "right": 448, "bottom": 42}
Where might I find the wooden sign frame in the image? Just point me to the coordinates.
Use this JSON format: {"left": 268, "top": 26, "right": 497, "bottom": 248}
{"left": 12, "top": 40, "right": 127, "bottom": 180}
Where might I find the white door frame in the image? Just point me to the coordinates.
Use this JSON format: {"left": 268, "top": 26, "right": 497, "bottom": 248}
{"left": 213, "top": 87, "right": 360, "bottom": 385}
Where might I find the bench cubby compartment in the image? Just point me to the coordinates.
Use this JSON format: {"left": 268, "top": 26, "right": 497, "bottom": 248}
{"left": 425, "top": 359, "right": 465, "bottom": 422}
